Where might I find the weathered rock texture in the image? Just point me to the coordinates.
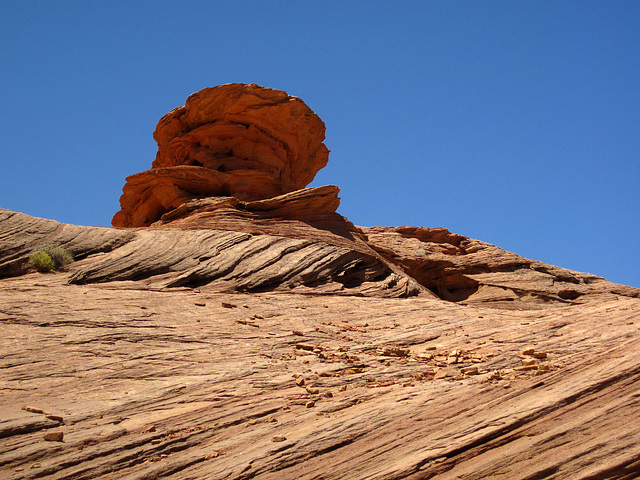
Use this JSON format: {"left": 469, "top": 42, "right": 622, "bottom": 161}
{"left": 2, "top": 209, "right": 638, "bottom": 307}
{"left": 113, "top": 84, "right": 329, "bottom": 227}
{"left": 363, "top": 226, "right": 640, "bottom": 308}
{"left": 1, "top": 268, "right": 640, "bottom": 479}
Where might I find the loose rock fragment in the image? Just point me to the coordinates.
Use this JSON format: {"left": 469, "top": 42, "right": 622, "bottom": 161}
{"left": 22, "top": 406, "right": 44, "bottom": 414}
{"left": 272, "top": 435, "right": 287, "bottom": 442}
{"left": 378, "top": 346, "right": 410, "bottom": 357}
{"left": 44, "top": 432, "right": 64, "bottom": 442}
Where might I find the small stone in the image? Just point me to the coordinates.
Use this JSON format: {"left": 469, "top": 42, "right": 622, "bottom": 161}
{"left": 378, "top": 346, "right": 409, "bottom": 357}
{"left": 306, "top": 386, "right": 319, "bottom": 394}
{"left": 515, "top": 365, "right": 538, "bottom": 371}
{"left": 45, "top": 414, "right": 64, "bottom": 422}
{"left": 44, "top": 432, "right": 64, "bottom": 442}
{"left": 221, "top": 302, "right": 237, "bottom": 308}
{"left": 194, "top": 302, "right": 206, "bottom": 307}
{"left": 141, "top": 425, "right": 156, "bottom": 433}
{"left": 295, "top": 343, "right": 315, "bottom": 351}
{"left": 292, "top": 330, "right": 304, "bottom": 336}
{"left": 434, "top": 367, "right": 457, "bottom": 379}
{"left": 272, "top": 435, "right": 287, "bottom": 442}
{"left": 534, "top": 352, "right": 548, "bottom": 359}
{"left": 447, "top": 356, "right": 459, "bottom": 364}
{"left": 522, "top": 359, "right": 537, "bottom": 366}
{"left": 461, "top": 366, "right": 478, "bottom": 375}
{"left": 306, "top": 401, "right": 315, "bottom": 408}
{"left": 295, "top": 377, "right": 305, "bottom": 387}
{"left": 522, "top": 348, "right": 536, "bottom": 356}
{"left": 323, "top": 391, "right": 333, "bottom": 398}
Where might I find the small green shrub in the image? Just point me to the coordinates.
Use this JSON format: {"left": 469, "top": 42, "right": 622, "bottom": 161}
{"left": 29, "top": 251, "right": 56, "bottom": 272}
{"left": 46, "top": 246, "right": 74, "bottom": 269}
{"left": 29, "top": 246, "right": 74, "bottom": 272}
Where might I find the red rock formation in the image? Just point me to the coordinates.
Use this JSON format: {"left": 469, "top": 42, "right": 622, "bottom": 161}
{"left": 113, "top": 84, "right": 330, "bottom": 227}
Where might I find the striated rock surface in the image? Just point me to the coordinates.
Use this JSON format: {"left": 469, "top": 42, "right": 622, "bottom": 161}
{"left": 0, "top": 209, "right": 424, "bottom": 298}
{"left": 113, "top": 84, "right": 330, "bottom": 227}
{"left": 363, "top": 226, "right": 639, "bottom": 308}
{"left": 2, "top": 209, "right": 638, "bottom": 306}
{"left": 1, "top": 271, "right": 639, "bottom": 479}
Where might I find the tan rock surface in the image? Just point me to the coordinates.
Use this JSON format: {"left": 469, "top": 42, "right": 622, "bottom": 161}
{"left": 1, "top": 271, "right": 639, "bottom": 479}
{"left": 363, "top": 226, "right": 639, "bottom": 308}
{"left": 113, "top": 84, "right": 330, "bottom": 227}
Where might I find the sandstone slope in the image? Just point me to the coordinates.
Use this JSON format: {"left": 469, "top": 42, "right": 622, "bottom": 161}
{"left": 1, "top": 270, "right": 639, "bottom": 479}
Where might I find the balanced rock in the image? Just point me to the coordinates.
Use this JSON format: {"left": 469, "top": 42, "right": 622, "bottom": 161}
{"left": 113, "top": 83, "right": 330, "bottom": 227}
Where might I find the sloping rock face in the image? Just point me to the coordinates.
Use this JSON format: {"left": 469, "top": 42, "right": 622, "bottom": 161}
{"left": 363, "top": 226, "right": 640, "bottom": 308}
{"left": 1, "top": 272, "right": 640, "bottom": 479}
{"left": 113, "top": 84, "right": 329, "bottom": 227}
{"left": 2, "top": 209, "right": 638, "bottom": 306}
{"left": 0, "top": 209, "right": 424, "bottom": 298}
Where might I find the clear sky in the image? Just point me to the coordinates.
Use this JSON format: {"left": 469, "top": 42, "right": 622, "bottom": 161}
{"left": 1, "top": 1, "right": 638, "bottom": 288}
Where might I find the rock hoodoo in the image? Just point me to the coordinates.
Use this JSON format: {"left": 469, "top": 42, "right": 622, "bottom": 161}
{"left": 112, "top": 83, "right": 330, "bottom": 227}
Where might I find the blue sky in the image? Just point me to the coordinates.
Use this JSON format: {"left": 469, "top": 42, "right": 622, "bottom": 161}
{"left": 1, "top": 1, "right": 638, "bottom": 287}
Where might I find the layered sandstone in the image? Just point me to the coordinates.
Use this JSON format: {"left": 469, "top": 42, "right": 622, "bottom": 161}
{"left": 1, "top": 267, "right": 640, "bottom": 479}
{"left": 2, "top": 209, "right": 637, "bottom": 307}
{"left": 113, "top": 84, "right": 330, "bottom": 227}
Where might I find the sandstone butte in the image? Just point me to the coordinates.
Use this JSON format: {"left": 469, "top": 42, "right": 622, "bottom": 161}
{"left": 1, "top": 84, "right": 640, "bottom": 480}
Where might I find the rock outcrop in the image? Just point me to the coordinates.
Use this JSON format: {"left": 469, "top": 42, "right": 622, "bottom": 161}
{"left": 0, "top": 209, "right": 424, "bottom": 298}
{"left": 1, "top": 209, "right": 637, "bottom": 307}
{"left": 113, "top": 84, "right": 329, "bottom": 227}
{"left": 363, "top": 226, "right": 640, "bottom": 308}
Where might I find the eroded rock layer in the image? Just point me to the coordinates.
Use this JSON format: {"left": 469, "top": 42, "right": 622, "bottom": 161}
{"left": 113, "top": 84, "right": 330, "bottom": 227}
{"left": 2, "top": 209, "right": 638, "bottom": 308}
{"left": 363, "top": 226, "right": 639, "bottom": 308}
{"left": 0, "top": 209, "right": 424, "bottom": 298}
